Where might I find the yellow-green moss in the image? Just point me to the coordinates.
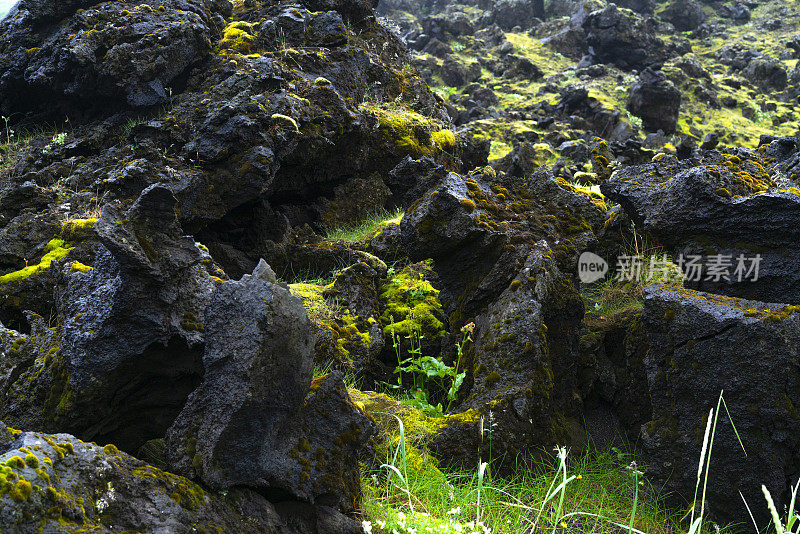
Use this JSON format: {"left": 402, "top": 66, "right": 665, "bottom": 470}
{"left": 0, "top": 239, "right": 74, "bottom": 285}
{"left": 379, "top": 264, "right": 446, "bottom": 340}
{"left": 271, "top": 113, "right": 300, "bottom": 132}
{"left": 8, "top": 479, "right": 32, "bottom": 502}
{"left": 290, "top": 283, "right": 337, "bottom": 325}
{"left": 60, "top": 218, "right": 98, "bottom": 241}
{"left": 362, "top": 104, "right": 453, "bottom": 157}
{"left": 102, "top": 443, "right": 120, "bottom": 455}
{"left": 70, "top": 261, "right": 93, "bottom": 273}
{"left": 350, "top": 389, "right": 482, "bottom": 474}
{"left": 431, "top": 129, "right": 455, "bottom": 150}
{"left": 218, "top": 21, "right": 255, "bottom": 54}
{"left": 24, "top": 454, "right": 39, "bottom": 468}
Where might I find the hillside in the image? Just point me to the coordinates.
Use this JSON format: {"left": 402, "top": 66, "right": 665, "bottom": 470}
{"left": 1, "top": 0, "right": 800, "bottom": 533}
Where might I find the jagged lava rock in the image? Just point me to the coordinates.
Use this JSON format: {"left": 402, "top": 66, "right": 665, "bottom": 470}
{"left": 640, "top": 285, "right": 800, "bottom": 527}
{"left": 627, "top": 68, "right": 682, "bottom": 133}
{"left": 602, "top": 141, "right": 800, "bottom": 303}
{"left": 0, "top": 0, "right": 231, "bottom": 116}
{"left": 1, "top": 185, "right": 215, "bottom": 451}
{"left": 166, "top": 260, "right": 374, "bottom": 513}
{"left": 0, "top": 423, "right": 287, "bottom": 533}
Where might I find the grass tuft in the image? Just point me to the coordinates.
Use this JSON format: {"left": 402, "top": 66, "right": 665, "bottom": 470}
{"left": 324, "top": 208, "right": 404, "bottom": 242}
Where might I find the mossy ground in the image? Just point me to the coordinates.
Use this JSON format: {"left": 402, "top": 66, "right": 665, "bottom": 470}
{"left": 0, "top": 239, "right": 74, "bottom": 285}
{"left": 422, "top": 1, "right": 800, "bottom": 172}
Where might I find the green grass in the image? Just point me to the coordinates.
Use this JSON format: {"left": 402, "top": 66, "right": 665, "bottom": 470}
{"left": 324, "top": 208, "right": 404, "bottom": 242}
{"left": 582, "top": 226, "right": 683, "bottom": 328}
{"left": 359, "top": 388, "right": 800, "bottom": 534}
{"left": 361, "top": 443, "right": 722, "bottom": 534}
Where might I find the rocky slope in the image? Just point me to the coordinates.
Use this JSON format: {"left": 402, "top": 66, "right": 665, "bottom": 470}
{"left": 1, "top": 0, "right": 800, "bottom": 532}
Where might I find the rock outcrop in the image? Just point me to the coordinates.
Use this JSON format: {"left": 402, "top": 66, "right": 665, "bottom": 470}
{"left": 1, "top": 185, "right": 214, "bottom": 451}
{"left": 0, "top": 422, "right": 293, "bottom": 533}
{"left": 399, "top": 164, "right": 607, "bottom": 465}
{"left": 582, "top": 4, "right": 667, "bottom": 70}
{"left": 166, "top": 260, "right": 374, "bottom": 513}
{"left": 602, "top": 139, "right": 800, "bottom": 303}
{"left": 0, "top": 0, "right": 231, "bottom": 116}
{"left": 640, "top": 285, "right": 800, "bottom": 526}
{"left": 627, "top": 68, "right": 682, "bottom": 133}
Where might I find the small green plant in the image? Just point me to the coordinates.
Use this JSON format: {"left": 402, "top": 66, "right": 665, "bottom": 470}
{"left": 120, "top": 116, "right": 149, "bottom": 141}
{"left": 763, "top": 478, "right": 800, "bottom": 534}
{"left": 42, "top": 132, "right": 67, "bottom": 155}
{"left": 385, "top": 322, "right": 466, "bottom": 417}
{"left": 582, "top": 222, "right": 682, "bottom": 326}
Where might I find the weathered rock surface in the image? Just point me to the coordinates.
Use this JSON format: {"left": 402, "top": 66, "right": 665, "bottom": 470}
{"left": 0, "top": 423, "right": 286, "bottom": 533}
{"left": 166, "top": 260, "right": 374, "bottom": 513}
{"left": 602, "top": 140, "right": 800, "bottom": 303}
{"left": 0, "top": 0, "right": 231, "bottom": 116}
{"left": 640, "top": 285, "right": 800, "bottom": 526}
{"left": 627, "top": 68, "right": 682, "bottom": 133}
{"left": 582, "top": 4, "right": 667, "bottom": 70}
{"left": 400, "top": 165, "right": 607, "bottom": 465}
{"left": 1, "top": 185, "right": 214, "bottom": 451}
{"left": 661, "top": 0, "right": 706, "bottom": 31}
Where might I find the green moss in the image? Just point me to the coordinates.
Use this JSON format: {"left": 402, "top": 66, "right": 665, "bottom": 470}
{"left": 8, "top": 479, "right": 32, "bottom": 502}
{"left": 6, "top": 456, "right": 25, "bottom": 469}
{"left": 350, "top": 389, "right": 482, "bottom": 474}
{"left": 218, "top": 21, "right": 255, "bottom": 54}
{"left": 431, "top": 129, "right": 455, "bottom": 150}
{"left": 60, "top": 218, "right": 98, "bottom": 241}
{"left": 379, "top": 264, "right": 446, "bottom": 340}
{"left": 0, "top": 239, "right": 74, "bottom": 285}
{"left": 271, "top": 113, "right": 300, "bottom": 132}
{"left": 132, "top": 464, "right": 207, "bottom": 511}
{"left": 24, "top": 454, "right": 39, "bottom": 468}
{"left": 70, "top": 261, "right": 93, "bottom": 273}
{"left": 334, "top": 313, "right": 371, "bottom": 353}
{"left": 361, "top": 103, "right": 453, "bottom": 157}
{"left": 102, "top": 443, "right": 119, "bottom": 455}
{"left": 290, "top": 282, "right": 337, "bottom": 325}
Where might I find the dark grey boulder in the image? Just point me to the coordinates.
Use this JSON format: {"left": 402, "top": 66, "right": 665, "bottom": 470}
{"left": 0, "top": 185, "right": 215, "bottom": 451}
{"left": 582, "top": 4, "right": 667, "bottom": 70}
{"left": 602, "top": 144, "right": 800, "bottom": 303}
{"left": 166, "top": 260, "right": 373, "bottom": 513}
{"left": 660, "top": 0, "right": 706, "bottom": 31}
{"left": 641, "top": 285, "right": 800, "bottom": 527}
{"left": 0, "top": 0, "right": 231, "bottom": 116}
{"left": 627, "top": 68, "right": 682, "bottom": 133}
{"left": 743, "top": 58, "right": 788, "bottom": 91}
{"left": 0, "top": 425, "right": 287, "bottom": 532}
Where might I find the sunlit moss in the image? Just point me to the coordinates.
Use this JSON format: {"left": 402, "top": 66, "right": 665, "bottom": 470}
{"left": 0, "top": 239, "right": 74, "bottom": 285}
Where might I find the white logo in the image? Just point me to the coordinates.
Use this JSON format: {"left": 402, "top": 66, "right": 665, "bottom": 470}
{"left": 578, "top": 252, "right": 608, "bottom": 283}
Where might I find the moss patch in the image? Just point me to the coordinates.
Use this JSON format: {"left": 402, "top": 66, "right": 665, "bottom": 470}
{"left": 361, "top": 103, "right": 454, "bottom": 157}
{"left": 219, "top": 21, "right": 255, "bottom": 54}
{"left": 0, "top": 239, "right": 74, "bottom": 285}
{"left": 379, "top": 263, "right": 446, "bottom": 340}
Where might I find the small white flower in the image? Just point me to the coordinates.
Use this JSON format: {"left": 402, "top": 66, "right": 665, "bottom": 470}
{"left": 362, "top": 520, "right": 372, "bottom": 534}
{"left": 447, "top": 507, "right": 460, "bottom": 515}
